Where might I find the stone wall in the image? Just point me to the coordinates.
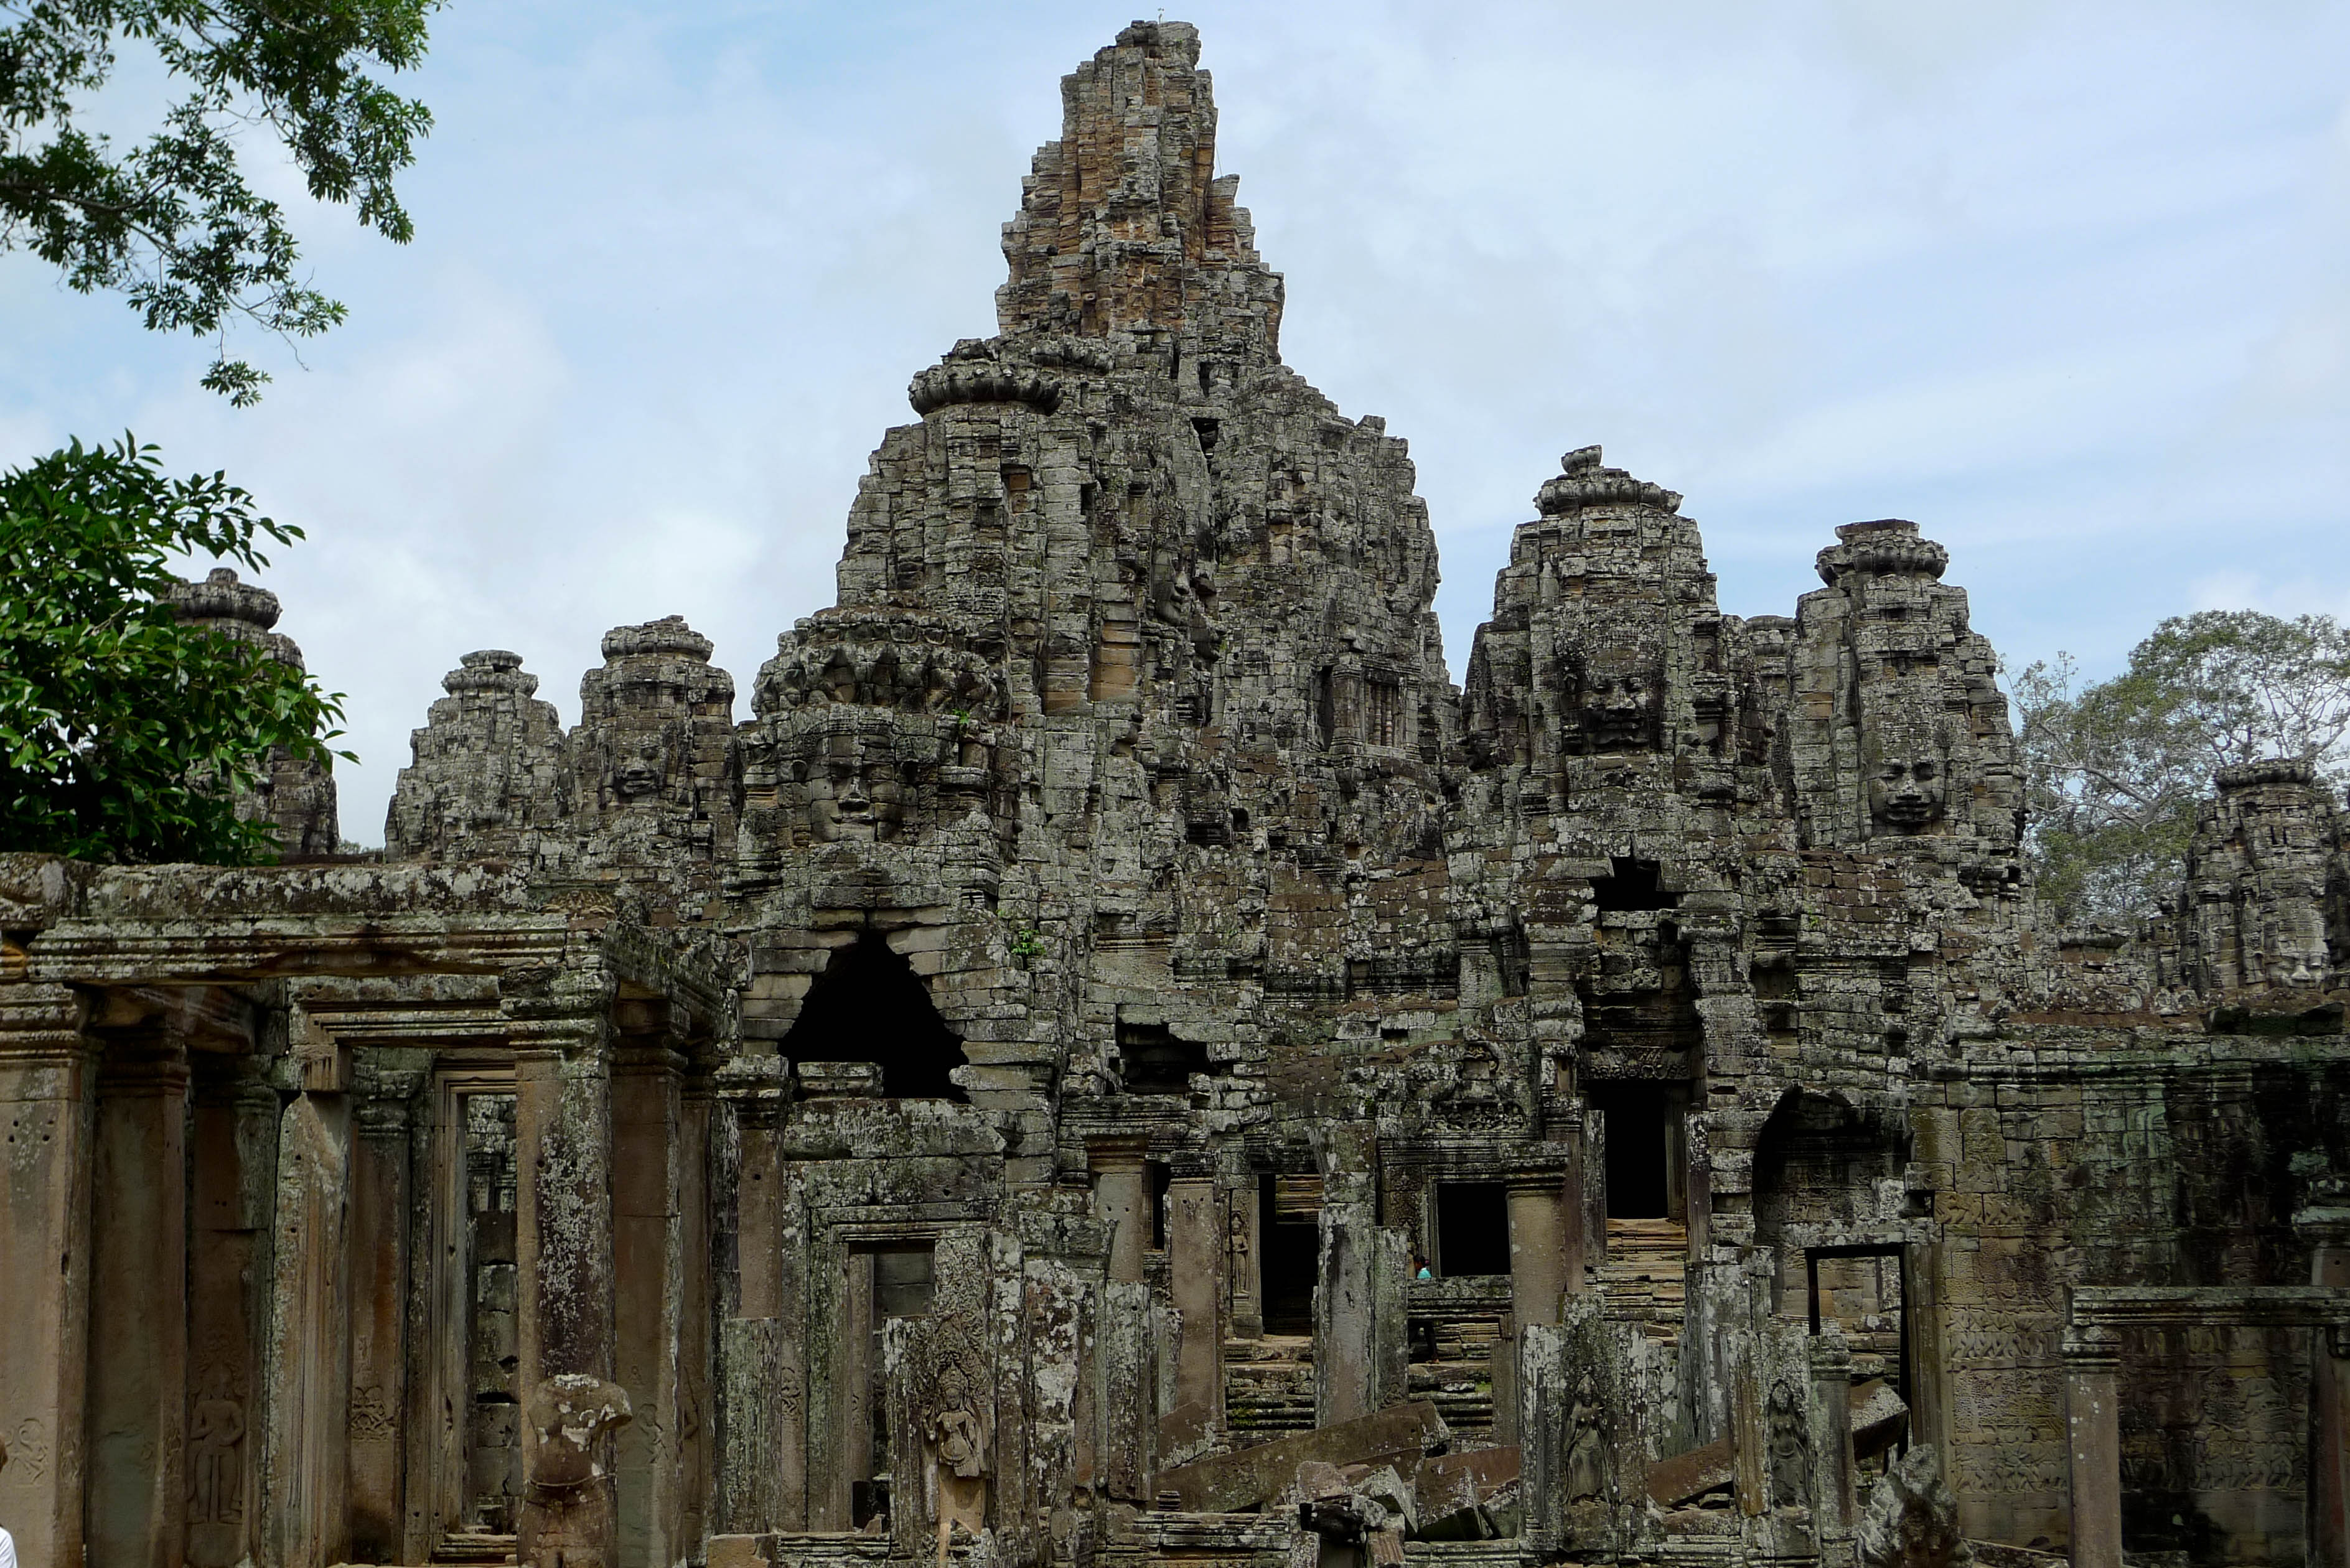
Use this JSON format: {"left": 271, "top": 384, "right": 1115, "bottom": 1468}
{"left": 3, "top": 19, "right": 2347, "bottom": 1568}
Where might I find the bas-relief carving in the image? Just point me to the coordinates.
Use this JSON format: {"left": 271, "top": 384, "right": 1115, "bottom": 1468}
{"left": 1863, "top": 721, "right": 1950, "bottom": 836}
{"left": 1563, "top": 1370, "right": 1610, "bottom": 1506}
{"left": 1565, "top": 649, "right": 1662, "bottom": 756}
{"left": 7, "top": 1418, "right": 47, "bottom": 1483}
{"left": 1766, "top": 1377, "right": 1809, "bottom": 1509}
{"left": 22, "top": 22, "right": 2349, "bottom": 1568}
{"left": 612, "top": 734, "right": 669, "bottom": 801}
{"left": 799, "top": 752, "right": 911, "bottom": 846}
{"left": 891, "top": 1305, "right": 994, "bottom": 1568}
{"left": 186, "top": 1366, "right": 246, "bottom": 1524}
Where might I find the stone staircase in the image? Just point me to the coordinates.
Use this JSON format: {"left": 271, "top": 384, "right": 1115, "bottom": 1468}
{"left": 1596, "top": 1218, "right": 1688, "bottom": 1342}
{"left": 1408, "top": 1363, "right": 1498, "bottom": 1446}
{"left": 1225, "top": 1338, "right": 1318, "bottom": 1443}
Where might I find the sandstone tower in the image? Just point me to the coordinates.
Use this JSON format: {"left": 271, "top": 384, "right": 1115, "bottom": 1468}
{"left": 1, "top": 22, "right": 2346, "bottom": 1568}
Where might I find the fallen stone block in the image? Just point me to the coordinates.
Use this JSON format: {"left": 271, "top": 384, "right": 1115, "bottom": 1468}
{"left": 1354, "top": 1464, "right": 1416, "bottom": 1534}
{"left": 1647, "top": 1380, "right": 1911, "bottom": 1509}
{"left": 1157, "top": 1399, "right": 1449, "bottom": 1513}
{"left": 1851, "top": 1378, "right": 1909, "bottom": 1460}
{"left": 1647, "top": 1434, "right": 1737, "bottom": 1506}
{"left": 706, "top": 1536, "right": 771, "bottom": 1568}
{"left": 1412, "top": 1445, "right": 1519, "bottom": 1541}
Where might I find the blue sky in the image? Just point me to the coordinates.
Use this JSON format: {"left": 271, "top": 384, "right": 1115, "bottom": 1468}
{"left": 6, "top": 1, "right": 2346, "bottom": 843}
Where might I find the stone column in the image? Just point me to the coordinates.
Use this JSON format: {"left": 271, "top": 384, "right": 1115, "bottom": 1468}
{"left": 513, "top": 985, "right": 618, "bottom": 1568}
{"left": 1560, "top": 1121, "right": 1589, "bottom": 1296}
{"left": 1502, "top": 1169, "right": 1569, "bottom": 1445}
{"left": 613, "top": 1035, "right": 685, "bottom": 1568}
{"left": 259, "top": 1009, "right": 353, "bottom": 1568}
{"left": 0, "top": 984, "right": 95, "bottom": 1568}
{"left": 2296, "top": 1194, "right": 2350, "bottom": 1568}
{"left": 1683, "top": 1109, "right": 1712, "bottom": 1260}
{"left": 1508, "top": 1170, "right": 1570, "bottom": 1328}
{"left": 1316, "top": 1198, "right": 1377, "bottom": 1428}
{"left": 86, "top": 1028, "right": 192, "bottom": 1568}
{"left": 188, "top": 1068, "right": 276, "bottom": 1568}
{"left": 2062, "top": 1323, "right": 2123, "bottom": 1568}
{"left": 1810, "top": 1327, "right": 1858, "bottom": 1567}
{"left": 1088, "top": 1137, "right": 1152, "bottom": 1286}
{"left": 1165, "top": 1172, "right": 1226, "bottom": 1455}
{"left": 674, "top": 1071, "right": 715, "bottom": 1556}
{"left": 347, "top": 1063, "right": 420, "bottom": 1564}
{"left": 712, "top": 1057, "right": 791, "bottom": 1534}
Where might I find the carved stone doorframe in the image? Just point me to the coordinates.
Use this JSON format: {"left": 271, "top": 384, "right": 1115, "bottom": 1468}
{"left": 410, "top": 1059, "right": 520, "bottom": 1561}
{"left": 2064, "top": 1282, "right": 2350, "bottom": 1568}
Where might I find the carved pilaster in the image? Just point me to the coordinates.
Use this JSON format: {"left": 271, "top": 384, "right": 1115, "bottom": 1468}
{"left": 612, "top": 1033, "right": 689, "bottom": 1567}
{"left": 348, "top": 1060, "right": 424, "bottom": 1562}
{"left": 1810, "top": 1326, "right": 1858, "bottom": 1566}
{"left": 88, "top": 1025, "right": 192, "bottom": 1568}
{"left": 0, "top": 982, "right": 96, "bottom": 1568}
{"left": 1086, "top": 1136, "right": 1153, "bottom": 1286}
{"left": 711, "top": 1055, "right": 791, "bottom": 1533}
{"left": 2062, "top": 1323, "right": 2123, "bottom": 1568}
{"left": 507, "top": 960, "right": 618, "bottom": 1568}
{"left": 259, "top": 1006, "right": 353, "bottom": 1568}
{"left": 2297, "top": 1195, "right": 2350, "bottom": 1568}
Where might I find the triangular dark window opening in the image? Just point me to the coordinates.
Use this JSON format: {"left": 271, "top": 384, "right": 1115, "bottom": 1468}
{"left": 783, "top": 932, "right": 969, "bottom": 1100}
{"left": 1591, "top": 856, "right": 1676, "bottom": 912}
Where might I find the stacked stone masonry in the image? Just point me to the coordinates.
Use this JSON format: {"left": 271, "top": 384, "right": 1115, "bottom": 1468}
{"left": 3, "top": 21, "right": 2347, "bottom": 1568}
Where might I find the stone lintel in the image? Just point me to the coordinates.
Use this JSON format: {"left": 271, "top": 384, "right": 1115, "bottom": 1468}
{"left": 2070, "top": 1285, "right": 2350, "bottom": 1331}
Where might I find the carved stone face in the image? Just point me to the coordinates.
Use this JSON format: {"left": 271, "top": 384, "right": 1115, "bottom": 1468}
{"left": 802, "top": 756, "right": 907, "bottom": 842}
{"left": 1570, "top": 650, "right": 1660, "bottom": 752}
{"left": 1586, "top": 673, "right": 1655, "bottom": 750}
{"left": 1867, "top": 750, "right": 1945, "bottom": 833}
{"left": 612, "top": 735, "right": 667, "bottom": 800}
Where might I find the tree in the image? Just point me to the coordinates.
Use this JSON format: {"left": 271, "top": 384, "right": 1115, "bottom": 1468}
{"left": 2, "top": 0, "right": 439, "bottom": 403}
{"left": 0, "top": 435, "right": 350, "bottom": 862}
{"left": 2012, "top": 610, "right": 2350, "bottom": 923}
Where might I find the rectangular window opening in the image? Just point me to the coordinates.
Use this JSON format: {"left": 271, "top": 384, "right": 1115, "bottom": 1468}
{"left": 1434, "top": 1180, "right": 1510, "bottom": 1277}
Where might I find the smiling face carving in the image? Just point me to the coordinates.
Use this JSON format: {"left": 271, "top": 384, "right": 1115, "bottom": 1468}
{"left": 1865, "top": 726, "right": 1949, "bottom": 833}
{"left": 1567, "top": 647, "right": 1660, "bottom": 753}
{"left": 801, "top": 755, "right": 907, "bottom": 842}
{"left": 612, "top": 735, "right": 667, "bottom": 800}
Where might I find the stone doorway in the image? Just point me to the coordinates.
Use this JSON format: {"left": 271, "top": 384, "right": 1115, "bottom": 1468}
{"left": 423, "top": 1071, "right": 524, "bottom": 1560}
{"left": 844, "top": 1241, "right": 937, "bottom": 1531}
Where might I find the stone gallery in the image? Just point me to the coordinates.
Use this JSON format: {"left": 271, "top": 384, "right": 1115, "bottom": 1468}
{"left": 4, "top": 20, "right": 2348, "bottom": 1568}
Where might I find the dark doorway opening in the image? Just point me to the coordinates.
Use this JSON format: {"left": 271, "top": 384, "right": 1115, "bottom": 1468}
{"left": 850, "top": 1242, "right": 934, "bottom": 1530}
{"left": 1259, "top": 1174, "right": 1319, "bottom": 1337}
{"left": 1434, "top": 1181, "right": 1511, "bottom": 1276}
{"left": 1594, "top": 1085, "right": 1672, "bottom": 1218}
{"left": 1805, "top": 1243, "right": 1908, "bottom": 1464}
{"left": 1590, "top": 857, "right": 1676, "bottom": 912}
{"left": 782, "top": 933, "right": 968, "bottom": 1099}
{"left": 1148, "top": 1160, "right": 1172, "bottom": 1251}
{"left": 1118, "top": 1020, "right": 1209, "bottom": 1096}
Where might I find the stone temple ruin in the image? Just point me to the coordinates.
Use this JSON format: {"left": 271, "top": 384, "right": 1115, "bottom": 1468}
{"left": 3, "top": 21, "right": 2348, "bottom": 1568}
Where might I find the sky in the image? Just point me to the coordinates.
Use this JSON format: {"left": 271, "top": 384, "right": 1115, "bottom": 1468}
{"left": 6, "top": 1, "right": 2347, "bottom": 844}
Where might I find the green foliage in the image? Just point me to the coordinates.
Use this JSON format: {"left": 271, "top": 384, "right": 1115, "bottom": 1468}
{"left": 1, "top": 0, "right": 440, "bottom": 402}
{"left": 2013, "top": 610, "right": 2350, "bottom": 922}
{"left": 0, "top": 435, "right": 349, "bottom": 862}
